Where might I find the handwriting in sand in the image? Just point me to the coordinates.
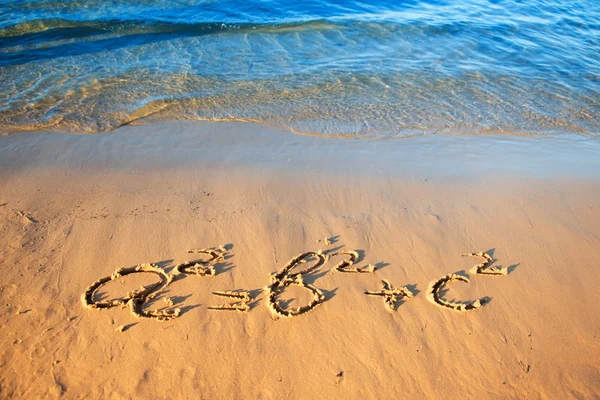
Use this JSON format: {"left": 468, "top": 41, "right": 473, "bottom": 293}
{"left": 82, "top": 244, "right": 511, "bottom": 323}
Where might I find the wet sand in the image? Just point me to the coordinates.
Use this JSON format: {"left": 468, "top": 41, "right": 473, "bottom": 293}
{"left": 1, "top": 122, "right": 599, "bottom": 398}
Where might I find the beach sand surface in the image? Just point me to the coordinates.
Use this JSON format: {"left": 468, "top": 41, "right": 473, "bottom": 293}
{"left": 1, "top": 122, "right": 599, "bottom": 398}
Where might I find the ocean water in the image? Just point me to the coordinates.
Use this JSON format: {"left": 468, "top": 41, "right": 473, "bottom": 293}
{"left": 0, "top": 0, "right": 599, "bottom": 137}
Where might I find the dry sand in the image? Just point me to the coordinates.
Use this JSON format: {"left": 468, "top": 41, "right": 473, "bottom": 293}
{"left": 1, "top": 121, "right": 599, "bottom": 398}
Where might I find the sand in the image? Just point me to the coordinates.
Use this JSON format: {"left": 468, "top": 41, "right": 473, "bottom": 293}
{"left": 1, "top": 121, "right": 599, "bottom": 398}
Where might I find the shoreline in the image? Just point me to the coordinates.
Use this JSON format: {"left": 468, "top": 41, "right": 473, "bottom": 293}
{"left": 2, "top": 120, "right": 600, "bottom": 179}
{"left": 1, "top": 121, "right": 599, "bottom": 398}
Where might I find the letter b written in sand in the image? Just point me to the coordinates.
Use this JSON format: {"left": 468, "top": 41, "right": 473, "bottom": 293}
{"left": 264, "top": 251, "right": 327, "bottom": 318}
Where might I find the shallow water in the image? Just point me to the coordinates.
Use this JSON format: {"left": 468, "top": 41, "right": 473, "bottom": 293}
{"left": 1, "top": 0, "right": 599, "bottom": 137}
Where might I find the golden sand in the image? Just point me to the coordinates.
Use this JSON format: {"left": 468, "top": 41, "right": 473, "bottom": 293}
{"left": 1, "top": 122, "right": 599, "bottom": 398}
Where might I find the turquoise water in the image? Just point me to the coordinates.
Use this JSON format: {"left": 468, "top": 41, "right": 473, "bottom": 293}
{"left": 1, "top": 0, "right": 599, "bottom": 137}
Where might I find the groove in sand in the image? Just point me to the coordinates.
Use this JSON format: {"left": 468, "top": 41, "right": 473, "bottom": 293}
{"left": 463, "top": 251, "right": 508, "bottom": 276}
{"left": 208, "top": 290, "right": 252, "bottom": 312}
{"left": 264, "top": 250, "right": 327, "bottom": 318}
{"left": 82, "top": 246, "right": 227, "bottom": 322}
{"left": 331, "top": 250, "right": 376, "bottom": 273}
{"left": 365, "top": 279, "right": 414, "bottom": 312}
{"left": 174, "top": 246, "right": 226, "bottom": 276}
{"left": 81, "top": 263, "right": 180, "bottom": 321}
{"left": 426, "top": 273, "right": 487, "bottom": 312}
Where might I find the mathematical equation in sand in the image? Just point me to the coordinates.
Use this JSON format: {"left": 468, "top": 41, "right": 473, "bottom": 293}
{"left": 82, "top": 245, "right": 511, "bottom": 322}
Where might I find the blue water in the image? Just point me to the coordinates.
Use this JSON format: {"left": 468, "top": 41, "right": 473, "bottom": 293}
{"left": 1, "top": 0, "right": 599, "bottom": 137}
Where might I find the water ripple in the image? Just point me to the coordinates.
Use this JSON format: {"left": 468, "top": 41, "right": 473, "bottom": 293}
{"left": 0, "top": 0, "right": 599, "bottom": 136}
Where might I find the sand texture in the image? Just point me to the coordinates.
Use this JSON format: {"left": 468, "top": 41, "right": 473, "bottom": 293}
{"left": 1, "top": 122, "right": 599, "bottom": 398}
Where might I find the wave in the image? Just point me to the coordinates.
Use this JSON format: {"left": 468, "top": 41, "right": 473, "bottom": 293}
{"left": 0, "top": 17, "right": 340, "bottom": 40}
{"left": 1, "top": 0, "right": 599, "bottom": 137}
{"left": 1, "top": 69, "right": 598, "bottom": 136}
